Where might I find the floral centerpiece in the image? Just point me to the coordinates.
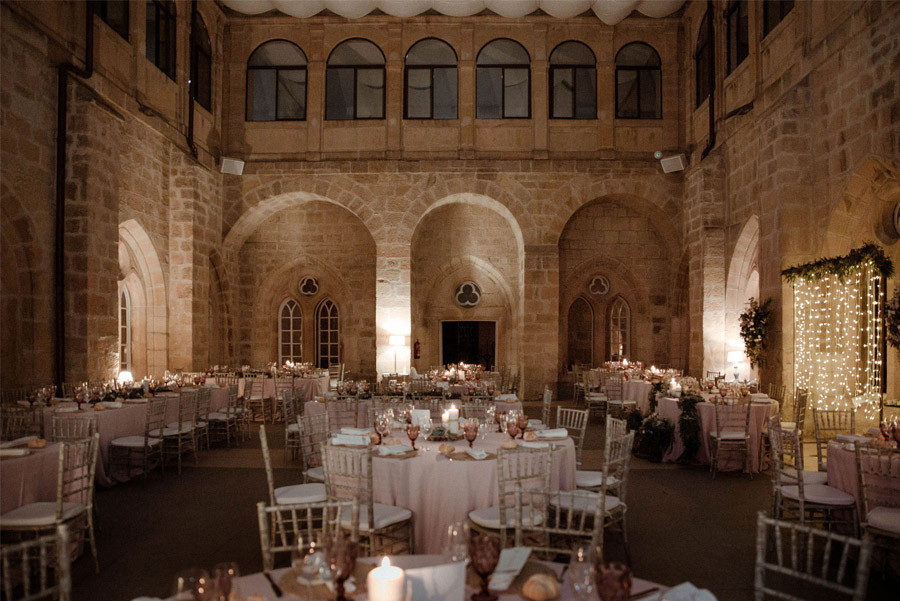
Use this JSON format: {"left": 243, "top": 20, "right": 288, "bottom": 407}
{"left": 739, "top": 297, "right": 772, "bottom": 369}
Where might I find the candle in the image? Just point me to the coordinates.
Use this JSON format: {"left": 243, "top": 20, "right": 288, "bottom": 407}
{"left": 367, "top": 556, "right": 405, "bottom": 601}
{"left": 448, "top": 405, "right": 459, "bottom": 434}
{"left": 442, "top": 410, "right": 450, "bottom": 430}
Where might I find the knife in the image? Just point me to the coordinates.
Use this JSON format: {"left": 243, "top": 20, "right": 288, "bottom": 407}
{"left": 263, "top": 571, "right": 283, "bottom": 597}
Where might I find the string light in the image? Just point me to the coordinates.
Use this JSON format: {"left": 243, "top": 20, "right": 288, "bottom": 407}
{"left": 792, "top": 260, "right": 882, "bottom": 419}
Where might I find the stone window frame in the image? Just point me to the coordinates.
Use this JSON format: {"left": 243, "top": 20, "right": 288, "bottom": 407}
{"left": 609, "top": 296, "right": 631, "bottom": 361}
{"left": 725, "top": 0, "right": 749, "bottom": 75}
{"left": 191, "top": 12, "right": 212, "bottom": 112}
{"left": 404, "top": 37, "right": 459, "bottom": 120}
{"left": 567, "top": 296, "right": 595, "bottom": 369}
{"left": 246, "top": 40, "right": 308, "bottom": 122}
{"left": 475, "top": 38, "right": 532, "bottom": 120}
{"left": 549, "top": 40, "right": 597, "bottom": 120}
{"left": 145, "top": 0, "right": 176, "bottom": 81}
{"left": 316, "top": 298, "right": 341, "bottom": 369}
{"left": 119, "top": 286, "right": 131, "bottom": 373}
{"left": 92, "top": 0, "right": 129, "bottom": 41}
{"left": 614, "top": 41, "right": 662, "bottom": 120}
{"left": 694, "top": 10, "right": 713, "bottom": 109}
{"left": 762, "top": 0, "right": 794, "bottom": 38}
{"left": 278, "top": 298, "right": 303, "bottom": 365}
{"left": 325, "top": 38, "right": 386, "bottom": 121}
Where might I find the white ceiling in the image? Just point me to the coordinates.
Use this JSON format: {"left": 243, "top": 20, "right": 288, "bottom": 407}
{"left": 220, "top": 1, "right": 686, "bottom": 25}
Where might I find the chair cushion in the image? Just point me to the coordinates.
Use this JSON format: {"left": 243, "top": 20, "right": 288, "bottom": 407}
{"left": 608, "top": 400, "right": 636, "bottom": 407}
{"left": 575, "top": 470, "right": 621, "bottom": 490}
{"left": 304, "top": 466, "right": 325, "bottom": 482}
{"left": 778, "top": 484, "right": 855, "bottom": 506}
{"left": 286, "top": 423, "right": 300, "bottom": 432}
{"left": 110, "top": 435, "right": 162, "bottom": 448}
{"left": 1, "top": 502, "right": 85, "bottom": 527}
{"left": 781, "top": 422, "right": 797, "bottom": 431}
{"left": 710, "top": 432, "right": 749, "bottom": 440}
{"left": 550, "top": 491, "right": 622, "bottom": 514}
{"left": 780, "top": 469, "right": 828, "bottom": 486}
{"left": 274, "top": 484, "right": 327, "bottom": 505}
{"left": 341, "top": 503, "right": 411, "bottom": 531}
{"left": 150, "top": 425, "right": 193, "bottom": 437}
{"left": 205, "top": 412, "right": 231, "bottom": 421}
{"left": 468, "top": 505, "right": 544, "bottom": 529}
{"left": 867, "top": 506, "right": 900, "bottom": 535}
{"left": 222, "top": 407, "right": 247, "bottom": 415}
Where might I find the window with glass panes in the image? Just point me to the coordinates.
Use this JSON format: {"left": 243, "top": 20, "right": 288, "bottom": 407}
{"left": 191, "top": 14, "right": 212, "bottom": 111}
{"left": 316, "top": 299, "right": 340, "bottom": 369}
{"left": 326, "top": 39, "right": 385, "bottom": 120}
{"left": 615, "top": 42, "right": 661, "bottom": 119}
{"left": 93, "top": 0, "right": 129, "bottom": 40}
{"left": 119, "top": 287, "right": 131, "bottom": 372}
{"left": 146, "top": 0, "right": 176, "bottom": 80}
{"left": 476, "top": 39, "right": 530, "bottom": 119}
{"left": 549, "top": 41, "right": 596, "bottom": 120}
{"left": 279, "top": 299, "right": 302, "bottom": 364}
{"left": 609, "top": 297, "right": 631, "bottom": 360}
{"left": 763, "top": 0, "right": 794, "bottom": 37}
{"left": 726, "top": 1, "right": 749, "bottom": 74}
{"left": 694, "top": 11, "right": 713, "bottom": 108}
{"left": 247, "top": 40, "right": 307, "bottom": 121}
{"left": 405, "top": 38, "right": 457, "bottom": 120}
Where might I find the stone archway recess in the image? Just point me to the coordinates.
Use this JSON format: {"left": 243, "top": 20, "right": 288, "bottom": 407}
{"left": 724, "top": 215, "right": 759, "bottom": 378}
{"left": 119, "top": 219, "right": 168, "bottom": 377}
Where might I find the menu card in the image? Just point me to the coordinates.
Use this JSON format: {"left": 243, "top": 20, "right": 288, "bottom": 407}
{"left": 488, "top": 547, "right": 531, "bottom": 591}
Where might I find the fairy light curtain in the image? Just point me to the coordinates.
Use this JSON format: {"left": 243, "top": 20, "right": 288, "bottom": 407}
{"left": 783, "top": 244, "right": 893, "bottom": 419}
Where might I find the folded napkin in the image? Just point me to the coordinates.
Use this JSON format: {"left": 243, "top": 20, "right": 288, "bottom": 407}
{"left": 660, "top": 582, "right": 717, "bottom": 601}
{"left": 0, "top": 449, "right": 31, "bottom": 457}
{"left": 536, "top": 428, "right": 568, "bottom": 439}
{"left": 55, "top": 407, "right": 79, "bottom": 413}
{"left": 0, "top": 436, "right": 37, "bottom": 449}
{"left": 518, "top": 441, "right": 550, "bottom": 449}
{"left": 465, "top": 448, "right": 488, "bottom": 460}
{"left": 331, "top": 434, "right": 368, "bottom": 447}
{"left": 341, "top": 427, "right": 371, "bottom": 436}
{"left": 102, "top": 401, "right": 123, "bottom": 408}
{"left": 489, "top": 547, "right": 531, "bottom": 591}
{"left": 405, "top": 562, "right": 466, "bottom": 601}
{"left": 496, "top": 394, "right": 518, "bottom": 401}
{"left": 750, "top": 393, "right": 769, "bottom": 399}
{"left": 835, "top": 434, "right": 871, "bottom": 444}
{"left": 16, "top": 400, "right": 31, "bottom": 407}
{"left": 527, "top": 419, "right": 542, "bottom": 426}
{"left": 377, "top": 445, "right": 410, "bottom": 456}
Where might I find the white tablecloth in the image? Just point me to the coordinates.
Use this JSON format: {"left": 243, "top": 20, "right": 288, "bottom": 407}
{"left": 0, "top": 443, "right": 60, "bottom": 513}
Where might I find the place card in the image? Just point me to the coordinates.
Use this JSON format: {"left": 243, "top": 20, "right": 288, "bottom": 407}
{"left": 331, "top": 434, "right": 369, "bottom": 446}
{"left": 488, "top": 547, "right": 531, "bottom": 591}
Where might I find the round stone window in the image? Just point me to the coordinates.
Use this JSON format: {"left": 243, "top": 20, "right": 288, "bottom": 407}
{"left": 455, "top": 281, "right": 482, "bottom": 308}
{"left": 298, "top": 276, "right": 319, "bottom": 296}
{"left": 589, "top": 275, "right": 610, "bottom": 296}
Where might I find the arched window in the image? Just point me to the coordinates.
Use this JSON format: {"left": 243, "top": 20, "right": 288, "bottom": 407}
{"left": 326, "top": 39, "right": 385, "bottom": 120}
{"left": 191, "top": 13, "right": 212, "bottom": 111}
{"left": 609, "top": 297, "right": 631, "bottom": 360}
{"left": 279, "top": 299, "right": 303, "bottom": 364}
{"left": 695, "top": 11, "right": 713, "bottom": 108}
{"left": 615, "top": 42, "right": 661, "bottom": 119}
{"left": 476, "top": 39, "right": 530, "bottom": 119}
{"left": 94, "top": 0, "right": 129, "bottom": 40}
{"left": 726, "top": 1, "right": 749, "bottom": 74}
{"left": 146, "top": 0, "right": 176, "bottom": 80}
{"left": 549, "top": 41, "right": 596, "bottom": 120}
{"left": 119, "top": 286, "right": 131, "bottom": 373}
{"left": 247, "top": 40, "right": 307, "bottom": 121}
{"left": 567, "top": 297, "right": 594, "bottom": 369}
{"left": 316, "top": 299, "right": 340, "bottom": 368}
{"left": 405, "top": 38, "right": 457, "bottom": 120}
{"left": 763, "top": 0, "right": 794, "bottom": 37}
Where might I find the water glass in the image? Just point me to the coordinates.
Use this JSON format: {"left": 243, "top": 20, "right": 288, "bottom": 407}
{"left": 172, "top": 568, "right": 212, "bottom": 601}
{"left": 445, "top": 521, "right": 469, "bottom": 563}
{"left": 568, "top": 543, "right": 598, "bottom": 601}
{"left": 211, "top": 562, "right": 240, "bottom": 601}
{"left": 292, "top": 534, "right": 324, "bottom": 598}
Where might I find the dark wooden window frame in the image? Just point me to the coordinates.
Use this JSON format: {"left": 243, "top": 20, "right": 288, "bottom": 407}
{"left": 325, "top": 39, "right": 386, "bottom": 121}
{"left": 726, "top": 0, "right": 749, "bottom": 75}
{"left": 476, "top": 39, "right": 531, "bottom": 120}
{"left": 93, "top": 0, "right": 129, "bottom": 40}
{"left": 549, "top": 41, "right": 596, "bottom": 120}
{"left": 190, "top": 13, "right": 212, "bottom": 111}
{"left": 763, "top": 0, "right": 794, "bottom": 38}
{"left": 146, "top": 0, "right": 176, "bottom": 81}
{"left": 614, "top": 43, "right": 662, "bottom": 120}
{"left": 404, "top": 38, "right": 458, "bottom": 120}
{"left": 694, "top": 12, "right": 713, "bottom": 109}
{"left": 245, "top": 40, "right": 308, "bottom": 122}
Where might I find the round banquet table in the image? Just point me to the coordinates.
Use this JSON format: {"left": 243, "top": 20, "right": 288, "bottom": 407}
{"left": 623, "top": 380, "right": 653, "bottom": 414}
{"left": 369, "top": 431, "right": 577, "bottom": 554}
{"left": 0, "top": 443, "right": 60, "bottom": 514}
{"left": 657, "top": 396, "right": 779, "bottom": 472}
{"left": 294, "top": 375, "right": 331, "bottom": 402}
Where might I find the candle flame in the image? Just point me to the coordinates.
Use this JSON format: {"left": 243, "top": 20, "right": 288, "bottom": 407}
{"left": 381, "top": 556, "right": 391, "bottom": 568}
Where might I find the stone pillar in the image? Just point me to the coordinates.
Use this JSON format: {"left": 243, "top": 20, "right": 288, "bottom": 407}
{"left": 684, "top": 153, "right": 726, "bottom": 377}
{"left": 375, "top": 243, "right": 411, "bottom": 376}
{"left": 521, "top": 245, "right": 559, "bottom": 400}
{"left": 64, "top": 82, "right": 121, "bottom": 382}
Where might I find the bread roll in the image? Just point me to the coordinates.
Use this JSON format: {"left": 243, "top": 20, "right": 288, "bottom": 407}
{"left": 93, "top": 403, "right": 105, "bottom": 411}
{"left": 27, "top": 438, "right": 47, "bottom": 449}
{"left": 500, "top": 439, "right": 518, "bottom": 450}
{"left": 522, "top": 574, "right": 560, "bottom": 601}
{"left": 523, "top": 431, "right": 538, "bottom": 442}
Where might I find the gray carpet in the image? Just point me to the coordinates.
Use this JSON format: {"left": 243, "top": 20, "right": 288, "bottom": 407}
{"left": 66, "top": 420, "right": 896, "bottom": 601}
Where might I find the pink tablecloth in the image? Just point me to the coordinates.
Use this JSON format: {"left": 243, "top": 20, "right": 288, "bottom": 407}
{"left": 295, "top": 375, "right": 331, "bottom": 402}
{"left": 160, "top": 388, "right": 229, "bottom": 424}
{"left": 370, "top": 432, "right": 576, "bottom": 554}
{"left": 304, "top": 400, "right": 371, "bottom": 428}
{"left": 624, "top": 380, "right": 653, "bottom": 414}
{"left": 0, "top": 443, "right": 60, "bottom": 513}
{"left": 657, "top": 397, "right": 778, "bottom": 472}
{"left": 42, "top": 405, "right": 147, "bottom": 486}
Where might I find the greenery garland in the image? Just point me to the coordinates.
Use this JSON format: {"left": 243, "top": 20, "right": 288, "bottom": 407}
{"left": 676, "top": 392, "right": 704, "bottom": 464}
{"left": 635, "top": 413, "right": 675, "bottom": 463}
{"left": 781, "top": 242, "right": 894, "bottom": 283}
{"left": 739, "top": 297, "right": 772, "bottom": 368}
{"left": 887, "top": 287, "right": 900, "bottom": 353}
{"left": 648, "top": 380, "right": 666, "bottom": 413}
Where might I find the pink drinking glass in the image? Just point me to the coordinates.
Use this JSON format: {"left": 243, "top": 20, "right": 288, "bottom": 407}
{"left": 406, "top": 423, "right": 420, "bottom": 450}
{"left": 464, "top": 421, "right": 478, "bottom": 448}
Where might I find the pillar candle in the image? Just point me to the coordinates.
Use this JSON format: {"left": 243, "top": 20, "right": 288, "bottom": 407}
{"left": 367, "top": 557, "right": 405, "bottom": 601}
{"left": 448, "top": 406, "right": 459, "bottom": 434}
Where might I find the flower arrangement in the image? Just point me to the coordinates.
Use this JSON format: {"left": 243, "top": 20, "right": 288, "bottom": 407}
{"left": 676, "top": 392, "right": 704, "bottom": 464}
{"left": 739, "top": 297, "right": 772, "bottom": 369}
{"left": 634, "top": 413, "right": 675, "bottom": 463}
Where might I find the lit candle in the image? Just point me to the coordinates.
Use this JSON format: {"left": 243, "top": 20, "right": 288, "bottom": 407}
{"left": 448, "top": 405, "right": 459, "bottom": 434}
{"left": 442, "top": 410, "right": 450, "bottom": 430}
{"left": 367, "top": 556, "right": 405, "bottom": 601}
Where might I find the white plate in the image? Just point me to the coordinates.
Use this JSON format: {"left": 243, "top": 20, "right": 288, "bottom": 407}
{"left": 55, "top": 407, "right": 79, "bottom": 413}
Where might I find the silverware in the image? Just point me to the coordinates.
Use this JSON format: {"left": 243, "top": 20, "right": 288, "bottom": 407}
{"left": 263, "top": 571, "right": 283, "bottom": 597}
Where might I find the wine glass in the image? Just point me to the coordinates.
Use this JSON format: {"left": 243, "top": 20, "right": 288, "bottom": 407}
{"left": 464, "top": 421, "right": 478, "bottom": 448}
{"left": 211, "top": 562, "right": 240, "bottom": 601}
{"left": 172, "top": 568, "right": 211, "bottom": 601}
{"left": 495, "top": 410, "right": 506, "bottom": 433}
{"left": 406, "top": 422, "right": 420, "bottom": 450}
{"left": 516, "top": 414, "right": 529, "bottom": 439}
{"left": 445, "top": 521, "right": 469, "bottom": 563}
{"left": 594, "top": 561, "right": 632, "bottom": 601}
{"left": 324, "top": 534, "right": 358, "bottom": 601}
{"left": 506, "top": 419, "right": 520, "bottom": 440}
{"left": 292, "top": 534, "right": 324, "bottom": 600}
{"left": 568, "top": 543, "right": 597, "bottom": 601}
{"left": 375, "top": 414, "right": 391, "bottom": 444}
{"left": 469, "top": 533, "right": 500, "bottom": 601}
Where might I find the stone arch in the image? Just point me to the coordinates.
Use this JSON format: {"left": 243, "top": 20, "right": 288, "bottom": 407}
{"left": 208, "top": 249, "right": 231, "bottom": 366}
{"left": 118, "top": 219, "right": 168, "bottom": 377}
{"left": 410, "top": 192, "right": 526, "bottom": 256}
{"left": 725, "top": 216, "right": 760, "bottom": 377}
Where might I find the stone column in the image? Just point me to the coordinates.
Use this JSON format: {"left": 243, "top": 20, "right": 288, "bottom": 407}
{"left": 521, "top": 245, "right": 559, "bottom": 400}
{"left": 375, "top": 242, "right": 411, "bottom": 376}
